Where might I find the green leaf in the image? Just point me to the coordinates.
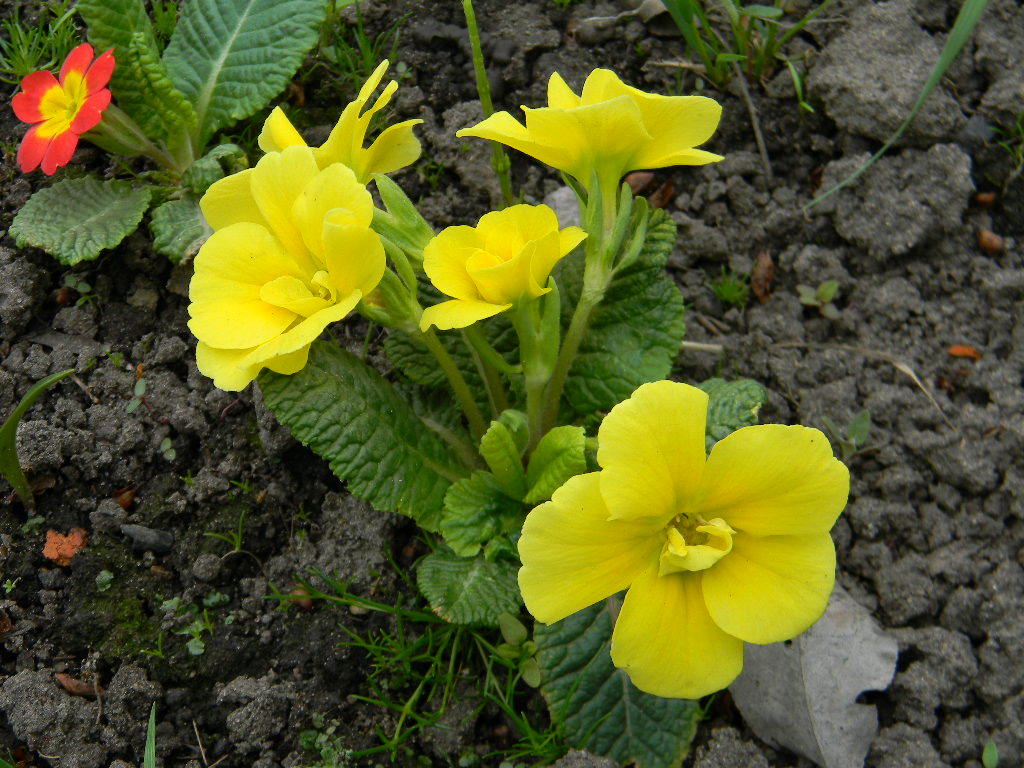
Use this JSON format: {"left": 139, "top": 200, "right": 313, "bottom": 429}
{"left": 121, "top": 32, "right": 198, "bottom": 144}
{"left": 150, "top": 196, "right": 212, "bottom": 263}
{"left": 561, "top": 209, "right": 686, "bottom": 414}
{"left": 0, "top": 369, "right": 74, "bottom": 513}
{"left": 847, "top": 410, "right": 872, "bottom": 446}
{"left": 698, "top": 377, "right": 768, "bottom": 449}
{"left": 817, "top": 280, "right": 839, "bottom": 303}
{"left": 741, "top": 4, "right": 784, "bottom": 19}
{"left": 524, "top": 425, "right": 587, "bottom": 504}
{"left": 536, "top": 599, "right": 701, "bottom": 768}
{"left": 162, "top": 0, "right": 326, "bottom": 147}
{"left": 479, "top": 420, "right": 527, "bottom": 498}
{"left": 439, "top": 471, "right": 525, "bottom": 557}
{"left": 183, "top": 143, "right": 248, "bottom": 194}
{"left": 10, "top": 178, "right": 152, "bottom": 265}
{"left": 416, "top": 548, "right": 522, "bottom": 626}
{"left": 258, "top": 342, "right": 466, "bottom": 531}
{"left": 144, "top": 703, "right": 157, "bottom": 768}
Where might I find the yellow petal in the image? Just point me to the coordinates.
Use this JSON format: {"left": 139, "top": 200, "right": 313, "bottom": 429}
{"left": 518, "top": 473, "right": 663, "bottom": 624}
{"left": 423, "top": 226, "right": 484, "bottom": 301}
{"left": 477, "top": 204, "right": 558, "bottom": 258}
{"left": 260, "top": 275, "right": 330, "bottom": 316}
{"left": 458, "top": 111, "right": 576, "bottom": 174}
{"left": 188, "top": 300, "right": 294, "bottom": 349}
{"left": 191, "top": 223, "right": 305, "bottom": 288}
{"left": 598, "top": 381, "right": 708, "bottom": 522}
{"left": 628, "top": 95, "right": 722, "bottom": 169}
{"left": 701, "top": 532, "right": 836, "bottom": 644}
{"left": 419, "top": 299, "right": 508, "bottom": 331}
{"left": 291, "top": 162, "right": 371, "bottom": 261}
{"left": 546, "top": 71, "right": 581, "bottom": 109}
{"left": 466, "top": 240, "right": 546, "bottom": 305}
{"left": 194, "top": 342, "right": 262, "bottom": 392}
{"left": 695, "top": 425, "right": 849, "bottom": 536}
{"left": 322, "top": 221, "right": 385, "bottom": 297}
{"left": 239, "top": 293, "right": 361, "bottom": 368}
{"left": 361, "top": 119, "right": 423, "bottom": 178}
{"left": 610, "top": 566, "right": 744, "bottom": 698}
{"left": 199, "top": 170, "right": 267, "bottom": 232}
{"left": 258, "top": 106, "right": 306, "bottom": 153}
{"left": 264, "top": 346, "right": 309, "bottom": 375}
{"left": 249, "top": 145, "right": 321, "bottom": 264}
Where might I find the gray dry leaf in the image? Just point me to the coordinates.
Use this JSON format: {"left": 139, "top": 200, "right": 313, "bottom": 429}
{"left": 729, "top": 584, "right": 899, "bottom": 768}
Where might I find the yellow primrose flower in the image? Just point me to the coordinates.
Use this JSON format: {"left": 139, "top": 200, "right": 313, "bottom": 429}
{"left": 419, "top": 204, "right": 585, "bottom": 332}
{"left": 258, "top": 60, "right": 422, "bottom": 183}
{"left": 518, "top": 380, "right": 849, "bottom": 699}
{"left": 457, "top": 68, "right": 722, "bottom": 199}
{"left": 188, "top": 144, "right": 385, "bottom": 390}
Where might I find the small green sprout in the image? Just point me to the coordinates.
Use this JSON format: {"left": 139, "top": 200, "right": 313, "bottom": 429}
{"left": 710, "top": 267, "right": 750, "bottom": 309}
{"left": 495, "top": 613, "right": 542, "bottom": 688}
{"left": 203, "top": 591, "right": 230, "bottom": 608}
{"left": 95, "top": 570, "right": 114, "bottom": 592}
{"left": 144, "top": 703, "right": 157, "bottom": 768}
{"left": 0, "top": 0, "right": 79, "bottom": 85}
{"left": 180, "top": 469, "right": 195, "bottom": 486}
{"left": 20, "top": 515, "right": 44, "bottom": 534}
{"left": 982, "top": 741, "right": 999, "bottom": 768}
{"left": 417, "top": 159, "right": 449, "bottom": 191}
{"left": 159, "top": 436, "right": 176, "bottom": 461}
{"left": 797, "top": 280, "right": 840, "bottom": 319}
{"left": 63, "top": 274, "right": 98, "bottom": 306}
{"left": 2, "top": 578, "right": 20, "bottom": 594}
{"left": 0, "top": 369, "right": 75, "bottom": 513}
{"left": 140, "top": 632, "right": 166, "bottom": 659}
{"left": 821, "top": 410, "right": 872, "bottom": 462}
{"left": 126, "top": 378, "right": 147, "bottom": 413}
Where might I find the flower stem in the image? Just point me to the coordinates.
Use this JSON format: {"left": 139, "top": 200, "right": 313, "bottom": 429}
{"left": 421, "top": 329, "right": 487, "bottom": 439}
{"left": 461, "top": 325, "right": 513, "bottom": 416}
{"left": 462, "top": 0, "right": 515, "bottom": 207}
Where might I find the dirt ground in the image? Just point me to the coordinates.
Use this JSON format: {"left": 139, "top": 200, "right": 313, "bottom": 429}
{"left": 0, "top": 0, "right": 1021, "bottom": 766}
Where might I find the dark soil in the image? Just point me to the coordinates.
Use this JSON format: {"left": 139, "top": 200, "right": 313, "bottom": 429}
{"left": 0, "top": 0, "right": 1022, "bottom": 766}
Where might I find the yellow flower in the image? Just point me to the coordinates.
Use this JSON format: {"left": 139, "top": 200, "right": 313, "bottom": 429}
{"left": 258, "top": 60, "right": 421, "bottom": 183}
{"left": 457, "top": 68, "right": 722, "bottom": 199}
{"left": 188, "top": 145, "right": 385, "bottom": 390}
{"left": 518, "top": 380, "right": 849, "bottom": 699}
{"left": 419, "top": 204, "right": 585, "bottom": 332}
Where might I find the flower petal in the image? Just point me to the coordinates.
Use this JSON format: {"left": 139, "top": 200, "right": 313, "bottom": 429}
{"left": 598, "top": 380, "right": 708, "bottom": 522}
{"left": 695, "top": 425, "right": 849, "bottom": 536}
{"left": 546, "top": 71, "right": 581, "bottom": 109}
{"left": 610, "top": 566, "right": 744, "bottom": 698}
{"left": 322, "top": 220, "right": 385, "bottom": 298}
{"left": 69, "top": 89, "right": 111, "bottom": 133}
{"left": 423, "top": 226, "right": 484, "bottom": 301}
{"left": 13, "top": 71, "right": 58, "bottom": 122}
{"left": 84, "top": 48, "right": 115, "bottom": 93}
{"left": 258, "top": 107, "right": 306, "bottom": 153}
{"left": 249, "top": 145, "right": 321, "bottom": 261}
{"left": 200, "top": 170, "right": 268, "bottom": 232}
{"left": 40, "top": 129, "right": 78, "bottom": 175}
{"left": 701, "top": 532, "right": 836, "bottom": 644}
{"left": 17, "top": 124, "right": 50, "bottom": 173}
{"left": 458, "top": 111, "right": 574, "bottom": 174}
{"left": 419, "top": 298, "right": 508, "bottom": 331}
{"left": 59, "top": 44, "right": 94, "bottom": 82}
{"left": 291, "top": 162, "right": 372, "bottom": 262}
{"left": 239, "top": 294, "right": 360, "bottom": 367}
{"left": 194, "top": 342, "right": 262, "bottom": 391}
{"left": 360, "top": 119, "right": 423, "bottom": 177}
{"left": 518, "top": 472, "right": 664, "bottom": 624}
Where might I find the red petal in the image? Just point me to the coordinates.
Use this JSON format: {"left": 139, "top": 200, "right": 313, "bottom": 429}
{"left": 70, "top": 89, "right": 111, "bottom": 133}
{"left": 12, "top": 91, "right": 44, "bottom": 123}
{"left": 60, "top": 43, "right": 95, "bottom": 84}
{"left": 13, "top": 71, "right": 58, "bottom": 122}
{"left": 41, "top": 130, "right": 79, "bottom": 175}
{"left": 85, "top": 48, "right": 115, "bottom": 93}
{"left": 17, "top": 125, "right": 51, "bottom": 173}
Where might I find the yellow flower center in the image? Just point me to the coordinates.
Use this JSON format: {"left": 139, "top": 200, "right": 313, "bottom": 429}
{"left": 259, "top": 271, "right": 338, "bottom": 318}
{"left": 658, "top": 514, "right": 735, "bottom": 575}
{"left": 36, "top": 71, "right": 89, "bottom": 139}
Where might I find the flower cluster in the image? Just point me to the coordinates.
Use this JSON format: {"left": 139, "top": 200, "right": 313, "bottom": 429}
{"left": 12, "top": 43, "right": 114, "bottom": 175}
{"left": 518, "top": 381, "right": 849, "bottom": 698}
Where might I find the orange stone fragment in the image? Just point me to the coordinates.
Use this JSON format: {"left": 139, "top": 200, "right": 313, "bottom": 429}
{"left": 42, "top": 528, "right": 88, "bottom": 566}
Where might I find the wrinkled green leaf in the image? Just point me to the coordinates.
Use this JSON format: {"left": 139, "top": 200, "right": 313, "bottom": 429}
{"left": 536, "top": 599, "right": 701, "bottom": 768}
{"left": 561, "top": 209, "right": 686, "bottom": 414}
{"left": 0, "top": 369, "right": 74, "bottom": 513}
{"left": 10, "top": 178, "right": 152, "bottom": 265}
{"left": 699, "top": 377, "right": 768, "bottom": 449}
{"left": 416, "top": 548, "right": 522, "bottom": 626}
{"left": 77, "top": 0, "right": 160, "bottom": 115}
{"left": 524, "top": 425, "right": 587, "bottom": 504}
{"left": 150, "top": 196, "right": 212, "bottom": 263}
{"left": 439, "top": 471, "right": 525, "bottom": 557}
{"left": 163, "top": 0, "right": 326, "bottom": 146}
{"left": 183, "top": 143, "right": 248, "bottom": 194}
{"left": 258, "top": 342, "right": 465, "bottom": 531}
{"left": 479, "top": 420, "right": 527, "bottom": 499}
{"left": 120, "top": 32, "right": 198, "bottom": 144}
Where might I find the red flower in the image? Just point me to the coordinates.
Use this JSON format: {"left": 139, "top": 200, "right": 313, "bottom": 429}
{"left": 12, "top": 43, "right": 115, "bottom": 175}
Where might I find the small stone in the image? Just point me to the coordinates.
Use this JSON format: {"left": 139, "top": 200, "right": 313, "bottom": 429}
{"left": 191, "top": 553, "right": 222, "bottom": 583}
{"left": 119, "top": 524, "right": 174, "bottom": 555}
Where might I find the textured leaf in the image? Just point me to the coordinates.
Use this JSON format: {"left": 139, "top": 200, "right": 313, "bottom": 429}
{"left": 730, "top": 584, "right": 899, "bottom": 768}
{"left": 258, "top": 342, "right": 466, "bottom": 531}
{"left": 698, "top": 377, "right": 768, "bottom": 449}
{"left": 10, "top": 178, "right": 152, "bottom": 265}
{"left": 150, "top": 196, "right": 212, "bottom": 263}
{"left": 524, "top": 425, "right": 587, "bottom": 504}
{"left": 183, "top": 143, "right": 248, "bottom": 195}
{"left": 479, "top": 420, "right": 527, "bottom": 499}
{"left": 439, "top": 472, "right": 525, "bottom": 557}
{"left": 416, "top": 548, "right": 522, "bottom": 626}
{"left": 536, "top": 599, "right": 701, "bottom": 768}
{"left": 163, "top": 0, "right": 326, "bottom": 146}
{"left": 561, "top": 209, "right": 686, "bottom": 414}
{"left": 121, "top": 33, "right": 198, "bottom": 144}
